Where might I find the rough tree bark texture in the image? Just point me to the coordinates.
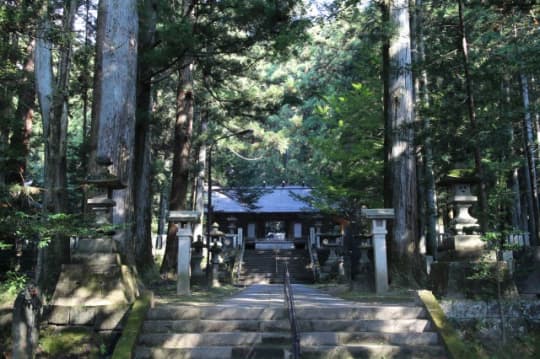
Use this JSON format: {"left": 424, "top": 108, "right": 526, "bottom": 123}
{"left": 520, "top": 74, "right": 539, "bottom": 245}
{"left": 386, "top": 0, "right": 418, "bottom": 260}
{"left": 192, "top": 116, "right": 207, "bottom": 247}
{"left": 134, "top": 0, "right": 158, "bottom": 271}
{"left": 10, "top": 40, "right": 35, "bottom": 185}
{"left": 457, "top": 0, "right": 488, "bottom": 232}
{"left": 160, "top": 62, "right": 195, "bottom": 275}
{"left": 34, "top": 0, "right": 77, "bottom": 290}
{"left": 413, "top": 0, "right": 438, "bottom": 257}
{"left": 92, "top": 0, "right": 139, "bottom": 262}
{"left": 160, "top": 0, "right": 196, "bottom": 275}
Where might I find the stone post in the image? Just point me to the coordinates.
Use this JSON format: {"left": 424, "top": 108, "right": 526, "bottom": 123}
{"left": 12, "top": 284, "right": 41, "bottom": 359}
{"left": 361, "top": 208, "right": 395, "bottom": 294}
{"left": 237, "top": 228, "right": 243, "bottom": 248}
{"left": 212, "top": 250, "right": 221, "bottom": 288}
{"left": 176, "top": 223, "right": 192, "bottom": 295}
{"left": 168, "top": 211, "right": 200, "bottom": 296}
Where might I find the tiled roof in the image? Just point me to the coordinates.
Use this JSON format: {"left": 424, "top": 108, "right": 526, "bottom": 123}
{"left": 211, "top": 186, "right": 316, "bottom": 213}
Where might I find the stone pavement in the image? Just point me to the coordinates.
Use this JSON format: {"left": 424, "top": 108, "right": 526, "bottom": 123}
{"left": 220, "top": 284, "right": 356, "bottom": 307}
{"left": 220, "top": 283, "right": 417, "bottom": 308}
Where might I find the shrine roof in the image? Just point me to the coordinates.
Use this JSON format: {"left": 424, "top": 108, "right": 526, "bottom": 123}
{"left": 210, "top": 185, "right": 316, "bottom": 214}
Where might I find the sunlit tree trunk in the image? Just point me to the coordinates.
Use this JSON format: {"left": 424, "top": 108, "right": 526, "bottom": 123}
{"left": 385, "top": 0, "right": 418, "bottom": 262}
{"left": 34, "top": 0, "right": 77, "bottom": 290}
{"left": 92, "top": 0, "right": 139, "bottom": 263}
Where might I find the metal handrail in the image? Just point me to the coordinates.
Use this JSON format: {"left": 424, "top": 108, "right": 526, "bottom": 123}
{"left": 283, "top": 263, "right": 300, "bottom": 359}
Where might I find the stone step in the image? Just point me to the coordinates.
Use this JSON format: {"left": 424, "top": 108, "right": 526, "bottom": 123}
{"left": 134, "top": 346, "right": 232, "bottom": 359}
{"left": 142, "top": 319, "right": 290, "bottom": 333}
{"left": 138, "top": 331, "right": 439, "bottom": 349}
{"left": 146, "top": 306, "right": 287, "bottom": 321}
{"left": 72, "top": 237, "right": 117, "bottom": 253}
{"left": 135, "top": 344, "right": 447, "bottom": 359}
{"left": 234, "top": 344, "right": 447, "bottom": 359}
{"left": 138, "top": 332, "right": 290, "bottom": 348}
{"left": 142, "top": 318, "right": 432, "bottom": 334}
{"left": 294, "top": 306, "right": 426, "bottom": 320}
{"left": 146, "top": 305, "right": 426, "bottom": 321}
{"left": 300, "top": 331, "right": 440, "bottom": 347}
{"left": 71, "top": 253, "right": 120, "bottom": 268}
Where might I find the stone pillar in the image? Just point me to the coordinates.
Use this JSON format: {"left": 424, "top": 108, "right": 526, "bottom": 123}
{"left": 12, "top": 284, "right": 41, "bottom": 359}
{"left": 212, "top": 253, "right": 221, "bottom": 288}
{"left": 362, "top": 209, "right": 395, "bottom": 294}
{"left": 176, "top": 223, "right": 192, "bottom": 295}
{"left": 168, "top": 211, "right": 200, "bottom": 296}
{"left": 237, "top": 228, "right": 243, "bottom": 248}
{"left": 372, "top": 219, "right": 389, "bottom": 293}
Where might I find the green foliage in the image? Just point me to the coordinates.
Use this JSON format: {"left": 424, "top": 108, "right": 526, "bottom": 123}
{"left": 0, "top": 270, "right": 28, "bottom": 297}
{"left": 39, "top": 327, "right": 106, "bottom": 358}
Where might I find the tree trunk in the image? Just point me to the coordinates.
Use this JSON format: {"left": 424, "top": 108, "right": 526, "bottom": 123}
{"left": 413, "top": 0, "right": 438, "bottom": 258}
{"left": 386, "top": 0, "right": 418, "bottom": 263}
{"left": 133, "top": 0, "right": 158, "bottom": 271}
{"left": 92, "top": 0, "right": 139, "bottom": 263}
{"left": 34, "top": 0, "right": 77, "bottom": 290}
{"left": 160, "top": 0, "right": 196, "bottom": 276}
{"left": 381, "top": 1, "right": 392, "bottom": 210}
{"left": 160, "top": 62, "right": 195, "bottom": 275}
{"left": 457, "top": 0, "right": 488, "bottom": 232}
{"left": 192, "top": 115, "right": 207, "bottom": 246}
{"left": 9, "top": 40, "right": 35, "bottom": 185}
{"left": 81, "top": 0, "right": 92, "bottom": 213}
{"left": 520, "top": 74, "right": 539, "bottom": 245}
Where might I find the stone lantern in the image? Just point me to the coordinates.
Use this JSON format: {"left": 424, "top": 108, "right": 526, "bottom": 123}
{"left": 446, "top": 177, "right": 480, "bottom": 235}
{"left": 440, "top": 173, "right": 484, "bottom": 258}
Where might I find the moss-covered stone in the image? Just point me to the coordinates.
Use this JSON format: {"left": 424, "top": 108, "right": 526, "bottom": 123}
{"left": 417, "top": 290, "right": 484, "bottom": 359}
{"left": 111, "top": 291, "right": 152, "bottom": 359}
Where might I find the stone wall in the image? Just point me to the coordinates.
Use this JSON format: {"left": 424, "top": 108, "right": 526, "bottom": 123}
{"left": 440, "top": 299, "right": 540, "bottom": 340}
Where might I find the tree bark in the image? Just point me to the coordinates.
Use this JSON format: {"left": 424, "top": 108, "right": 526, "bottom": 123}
{"left": 160, "top": 0, "right": 196, "bottom": 275}
{"left": 133, "top": 0, "right": 158, "bottom": 271}
{"left": 160, "top": 62, "right": 195, "bottom": 275}
{"left": 381, "top": 1, "right": 393, "bottom": 210}
{"left": 520, "top": 74, "right": 539, "bottom": 245}
{"left": 457, "top": 0, "right": 488, "bottom": 232}
{"left": 34, "top": 0, "right": 77, "bottom": 290}
{"left": 386, "top": 0, "right": 418, "bottom": 262}
{"left": 412, "top": 0, "right": 438, "bottom": 258}
{"left": 92, "top": 0, "right": 139, "bottom": 263}
{"left": 192, "top": 114, "right": 207, "bottom": 246}
{"left": 9, "top": 40, "right": 35, "bottom": 185}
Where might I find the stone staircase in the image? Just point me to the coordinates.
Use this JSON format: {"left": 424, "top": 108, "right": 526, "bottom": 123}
{"left": 238, "top": 249, "right": 314, "bottom": 285}
{"left": 134, "top": 285, "right": 448, "bottom": 359}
